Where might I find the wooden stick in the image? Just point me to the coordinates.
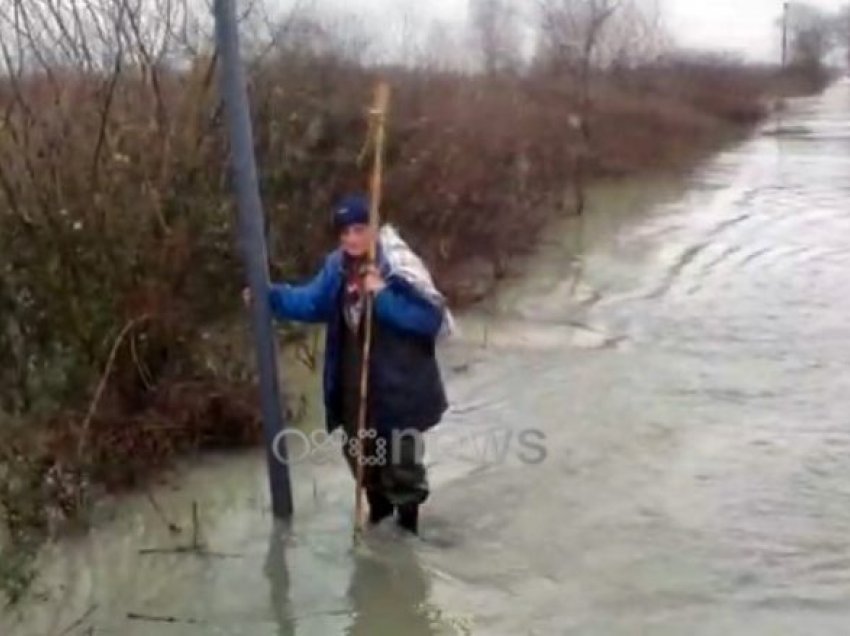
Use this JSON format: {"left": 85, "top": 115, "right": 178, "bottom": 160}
{"left": 354, "top": 81, "right": 390, "bottom": 536}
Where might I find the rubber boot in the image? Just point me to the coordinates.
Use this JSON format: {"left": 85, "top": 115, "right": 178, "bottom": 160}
{"left": 397, "top": 503, "right": 419, "bottom": 535}
{"left": 367, "top": 490, "right": 393, "bottom": 525}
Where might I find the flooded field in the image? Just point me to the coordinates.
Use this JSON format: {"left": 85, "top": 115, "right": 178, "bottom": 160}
{"left": 4, "top": 80, "right": 850, "bottom": 635}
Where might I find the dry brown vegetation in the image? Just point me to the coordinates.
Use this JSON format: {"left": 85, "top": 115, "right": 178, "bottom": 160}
{"left": 0, "top": 0, "right": 838, "bottom": 603}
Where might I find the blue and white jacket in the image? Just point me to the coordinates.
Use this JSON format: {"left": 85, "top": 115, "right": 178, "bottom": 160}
{"left": 269, "top": 227, "right": 450, "bottom": 433}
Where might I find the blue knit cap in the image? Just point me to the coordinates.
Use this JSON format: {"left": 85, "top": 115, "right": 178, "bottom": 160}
{"left": 333, "top": 194, "right": 370, "bottom": 230}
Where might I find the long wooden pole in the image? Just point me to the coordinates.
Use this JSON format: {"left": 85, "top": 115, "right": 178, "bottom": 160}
{"left": 354, "top": 82, "right": 391, "bottom": 535}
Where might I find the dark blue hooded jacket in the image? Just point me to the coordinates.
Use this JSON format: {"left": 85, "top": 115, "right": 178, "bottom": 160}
{"left": 269, "top": 248, "right": 448, "bottom": 434}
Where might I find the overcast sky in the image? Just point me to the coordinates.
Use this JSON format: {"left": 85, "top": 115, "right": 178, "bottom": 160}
{"left": 321, "top": 0, "right": 847, "bottom": 63}
{"left": 663, "top": 0, "right": 845, "bottom": 61}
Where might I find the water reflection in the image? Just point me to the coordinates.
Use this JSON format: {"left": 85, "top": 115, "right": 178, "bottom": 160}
{"left": 264, "top": 521, "right": 440, "bottom": 636}
{"left": 345, "top": 538, "right": 437, "bottom": 636}
{"left": 265, "top": 521, "right": 295, "bottom": 636}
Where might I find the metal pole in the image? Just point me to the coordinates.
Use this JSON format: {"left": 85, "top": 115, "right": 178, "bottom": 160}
{"left": 213, "top": 0, "right": 293, "bottom": 518}
{"left": 782, "top": 1, "right": 790, "bottom": 68}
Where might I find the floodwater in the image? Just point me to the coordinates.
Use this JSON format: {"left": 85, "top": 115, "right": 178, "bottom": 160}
{"left": 4, "top": 80, "right": 850, "bottom": 635}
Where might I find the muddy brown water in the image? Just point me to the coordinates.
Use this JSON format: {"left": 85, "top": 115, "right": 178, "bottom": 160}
{"left": 4, "top": 81, "right": 850, "bottom": 636}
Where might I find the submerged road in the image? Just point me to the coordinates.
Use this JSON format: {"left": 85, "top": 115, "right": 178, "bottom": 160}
{"left": 5, "top": 80, "right": 850, "bottom": 635}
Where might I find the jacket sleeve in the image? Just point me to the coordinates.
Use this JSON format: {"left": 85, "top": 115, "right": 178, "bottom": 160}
{"left": 373, "top": 284, "right": 444, "bottom": 338}
{"left": 268, "top": 258, "right": 335, "bottom": 324}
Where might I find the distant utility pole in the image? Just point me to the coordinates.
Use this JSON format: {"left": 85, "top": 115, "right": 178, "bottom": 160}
{"left": 782, "top": 1, "right": 790, "bottom": 68}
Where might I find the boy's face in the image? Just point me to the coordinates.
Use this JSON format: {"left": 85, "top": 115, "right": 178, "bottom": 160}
{"left": 339, "top": 223, "right": 373, "bottom": 258}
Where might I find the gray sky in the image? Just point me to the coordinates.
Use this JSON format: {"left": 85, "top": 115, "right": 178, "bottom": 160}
{"left": 328, "top": 0, "right": 847, "bottom": 62}
{"left": 664, "top": 0, "right": 845, "bottom": 61}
